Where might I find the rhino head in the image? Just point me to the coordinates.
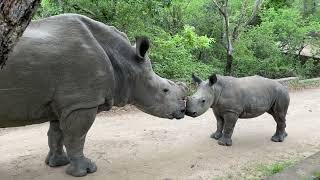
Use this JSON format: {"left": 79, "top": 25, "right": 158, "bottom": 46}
{"left": 129, "top": 37, "right": 188, "bottom": 119}
{"left": 186, "top": 74, "right": 217, "bottom": 117}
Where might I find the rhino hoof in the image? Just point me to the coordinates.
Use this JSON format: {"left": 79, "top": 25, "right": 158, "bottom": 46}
{"left": 218, "top": 137, "right": 232, "bottom": 146}
{"left": 66, "top": 158, "right": 97, "bottom": 177}
{"left": 271, "top": 132, "right": 288, "bottom": 142}
{"left": 210, "top": 132, "right": 223, "bottom": 140}
{"left": 45, "top": 152, "right": 69, "bottom": 167}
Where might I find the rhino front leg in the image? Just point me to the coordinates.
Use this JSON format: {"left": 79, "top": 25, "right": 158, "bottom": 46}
{"left": 210, "top": 110, "right": 224, "bottom": 140}
{"left": 45, "top": 120, "right": 69, "bottom": 167}
{"left": 61, "top": 107, "right": 98, "bottom": 177}
{"left": 218, "top": 113, "right": 238, "bottom": 146}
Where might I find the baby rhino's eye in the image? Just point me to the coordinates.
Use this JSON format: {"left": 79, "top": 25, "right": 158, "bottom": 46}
{"left": 163, "top": 88, "right": 169, "bottom": 93}
{"left": 202, "top": 99, "right": 206, "bottom": 103}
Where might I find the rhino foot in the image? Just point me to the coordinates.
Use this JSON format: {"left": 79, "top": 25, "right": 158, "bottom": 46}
{"left": 218, "top": 137, "right": 232, "bottom": 146}
{"left": 45, "top": 151, "right": 69, "bottom": 167}
{"left": 66, "top": 157, "right": 97, "bottom": 177}
{"left": 210, "top": 132, "right": 223, "bottom": 140}
{"left": 271, "top": 132, "right": 288, "bottom": 142}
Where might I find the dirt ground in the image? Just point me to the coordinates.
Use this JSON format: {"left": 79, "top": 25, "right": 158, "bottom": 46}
{"left": 0, "top": 88, "right": 319, "bottom": 180}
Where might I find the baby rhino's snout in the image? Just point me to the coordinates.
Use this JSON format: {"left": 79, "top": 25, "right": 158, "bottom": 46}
{"left": 185, "top": 96, "right": 198, "bottom": 117}
{"left": 186, "top": 110, "right": 197, "bottom": 117}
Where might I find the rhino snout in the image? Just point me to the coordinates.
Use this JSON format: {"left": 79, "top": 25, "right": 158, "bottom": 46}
{"left": 172, "top": 107, "right": 186, "bottom": 119}
{"left": 185, "top": 96, "right": 199, "bottom": 117}
{"left": 185, "top": 110, "right": 197, "bottom": 117}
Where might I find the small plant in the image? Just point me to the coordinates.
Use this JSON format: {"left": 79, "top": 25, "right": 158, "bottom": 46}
{"left": 257, "top": 160, "right": 296, "bottom": 177}
{"left": 312, "top": 170, "right": 320, "bottom": 180}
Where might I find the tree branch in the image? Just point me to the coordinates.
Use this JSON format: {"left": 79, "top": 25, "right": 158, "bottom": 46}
{"left": 232, "top": 0, "right": 249, "bottom": 42}
{"left": 72, "top": 4, "right": 96, "bottom": 16}
{"left": 244, "top": 0, "right": 263, "bottom": 26}
{"left": 212, "top": 0, "right": 226, "bottom": 17}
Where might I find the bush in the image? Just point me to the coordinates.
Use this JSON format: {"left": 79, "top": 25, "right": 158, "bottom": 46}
{"left": 150, "top": 25, "right": 219, "bottom": 83}
{"left": 34, "top": 0, "right": 319, "bottom": 82}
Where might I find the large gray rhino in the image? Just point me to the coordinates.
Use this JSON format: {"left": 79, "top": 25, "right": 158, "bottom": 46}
{"left": 0, "top": 14, "right": 187, "bottom": 176}
{"left": 186, "top": 74, "right": 290, "bottom": 146}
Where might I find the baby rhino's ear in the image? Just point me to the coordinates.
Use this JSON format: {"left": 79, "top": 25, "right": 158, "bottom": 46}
{"left": 192, "top": 73, "right": 203, "bottom": 85}
{"left": 209, "top": 74, "right": 217, "bottom": 86}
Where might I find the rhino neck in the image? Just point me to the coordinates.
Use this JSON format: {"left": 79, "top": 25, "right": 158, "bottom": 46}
{"left": 83, "top": 19, "right": 137, "bottom": 107}
{"left": 104, "top": 45, "right": 136, "bottom": 107}
{"left": 211, "top": 79, "right": 223, "bottom": 108}
{"left": 112, "top": 65, "right": 135, "bottom": 107}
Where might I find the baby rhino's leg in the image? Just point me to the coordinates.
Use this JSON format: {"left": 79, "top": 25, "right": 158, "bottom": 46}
{"left": 210, "top": 110, "right": 224, "bottom": 140}
{"left": 218, "top": 112, "right": 238, "bottom": 146}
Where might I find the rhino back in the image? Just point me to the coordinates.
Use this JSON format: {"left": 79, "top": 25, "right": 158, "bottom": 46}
{"left": 215, "top": 75, "right": 287, "bottom": 117}
{"left": 0, "top": 14, "right": 116, "bottom": 127}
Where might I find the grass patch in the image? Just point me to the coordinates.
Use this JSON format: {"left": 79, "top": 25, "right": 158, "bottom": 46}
{"left": 311, "top": 170, "right": 320, "bottom": 180}
{"left": 257, "top": 160, "right": 297, "bottom": 177}
{"left": 212, "top": 159, "right": 299, "bottom": 180}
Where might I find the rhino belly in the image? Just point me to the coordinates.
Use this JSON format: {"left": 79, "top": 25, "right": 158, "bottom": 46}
{"left": 239, "top": 109, "right": 266, "bottom": 119}
{"left": 0, "top": 58, "right": 55, "bottom": 127}
{"left": 0, "top": 88, "right": 55, "bottom": 127}
{"left": 239, "top": 98, "right": 272, "bottom": 119}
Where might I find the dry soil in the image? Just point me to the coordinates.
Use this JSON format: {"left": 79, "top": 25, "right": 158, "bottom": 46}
{"left": 0, "top": 88, "right": 319, "bottom": 180}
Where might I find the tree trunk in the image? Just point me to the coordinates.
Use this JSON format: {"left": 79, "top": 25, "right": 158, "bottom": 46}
{"left": 213, "top": 0, "right": 263, "bottom": 76}
{"left": 225, "top": 53, "right": 233, "bottom": 75}
{"left": 303, "top": 0, "right": 307, "bottom": 16}
{"left": 312, "top": 0, "right": 317, "bottom": 14}
{"left": 0, "top": 0, "right": 41, "bottom": 68}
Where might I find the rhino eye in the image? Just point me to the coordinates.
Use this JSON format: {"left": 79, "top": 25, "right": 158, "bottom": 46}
{"left": 163, "top": 88, "right": 169, "bottom": 93}
{"left": 202, "top": 99, "right": 206, "bottom": 103}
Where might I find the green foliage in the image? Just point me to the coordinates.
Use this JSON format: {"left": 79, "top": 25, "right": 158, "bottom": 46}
{"left": 257, "top": 160, "right": 296, "bottom": 176}
{"left": 34, "top": 0, "right": 62, "bottom": 18}
{"left": 297, "top": 60, "right": 320, "bottom": 78}
{"left": 150, "top": 25, "right": 218, "bottom": 82}
{"left": 313, "top": 170, "right": 320, "bottom": 179}
{"left": 233, "top": 19, "right": 296, "bottom": 78}
{"left": 233, "top": 3, "right": 320, "bottom": 78}
{"left": 35, "top": 0, "right": 320, "bottom": 83}
{"left": 265, "top": 0, "right": 295, "bottom": 9}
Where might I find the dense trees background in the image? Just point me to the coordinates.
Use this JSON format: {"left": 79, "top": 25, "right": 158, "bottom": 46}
{"left": 35, "top": 0, "right": 320, "bottom": 82}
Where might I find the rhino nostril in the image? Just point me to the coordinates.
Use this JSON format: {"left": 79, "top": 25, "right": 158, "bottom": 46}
{"left": 192, "top": 112, "right": 197, "bottom": 116}
{"left": 181, "top": 109, "right": 186, "bottom": 113}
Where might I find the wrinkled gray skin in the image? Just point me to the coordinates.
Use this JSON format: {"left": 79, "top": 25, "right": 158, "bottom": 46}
{"left": 186, "top": 74, "right": 290, "bottom": 146}
{"left": 0, "top": 14, "right": 187, "bottom": 177}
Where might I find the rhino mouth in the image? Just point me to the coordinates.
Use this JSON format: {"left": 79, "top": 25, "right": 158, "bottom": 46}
{"left": 170, "top": 108, "right": 186, "bottom": 120}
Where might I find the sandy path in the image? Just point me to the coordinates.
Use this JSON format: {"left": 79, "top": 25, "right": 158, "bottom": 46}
{"left": 0, "top": 88, "right": 319, "bottom": 180}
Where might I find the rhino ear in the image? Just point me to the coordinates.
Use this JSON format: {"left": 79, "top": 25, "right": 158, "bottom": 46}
{"left": 192, "top": 73, "right": 202, "bottom": 85}
{"left": 209, "top": 74, "right": 217, "bottom": 86}
{"left": 135, "top": 36, "right": 150, "bottom": 60}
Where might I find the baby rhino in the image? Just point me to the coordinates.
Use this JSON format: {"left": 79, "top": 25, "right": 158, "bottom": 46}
{"left": 186, "top": 74, "right": 290, "bottom": 146}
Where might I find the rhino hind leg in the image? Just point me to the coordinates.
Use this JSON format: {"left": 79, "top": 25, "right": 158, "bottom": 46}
{"left": 218, "top": 113, "right": 238, "bottom": 146}
{"left": 210, "top": 110, "right": 224, "bottom": 140}
{"left": 61, "top": 107, "right": 98, "bottom": 177}
{"left": 270, "top": 113, "right": 288, "bottom": 142}
{"left": 269, "top": 97, "right": 289, "bottom": 142}
{"left": 45, "top": 120, "right": 69, "bottom": 167}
